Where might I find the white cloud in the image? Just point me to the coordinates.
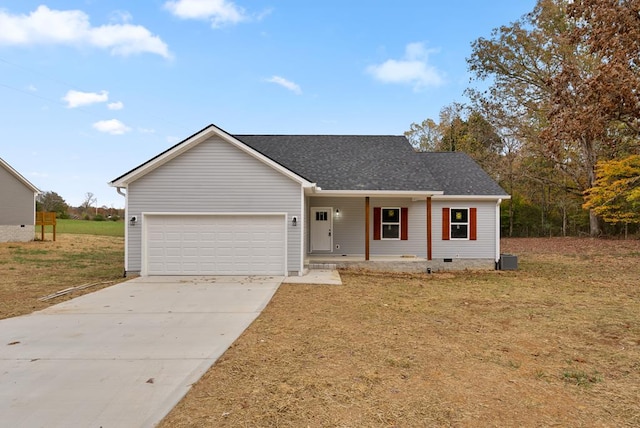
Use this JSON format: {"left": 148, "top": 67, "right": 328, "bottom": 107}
{"left": 27, "top": 84, "right": 37, "bottom": 92}
{"left": 109, "top": 10, "right": 133, "bottom": 24}
{"left": 0, "top": 5, "right": 171, "bottom": 59}
{"left": 266, "top": 75, "right": 302, "bottom": 95}
{"left": 107, "top": 101, "right": 124, "bottom": 110}
{"left": 62, "top": 90, "right": 108, "bottom": 108}
{"left": 138, "top": 127, "right": 156, "bottom": 134}
{"left": 366, "top": 42, "right": 445, "bottom": 91}
{"left": 164, "top": 0, "right": 248, "bottom": 27}
{"left": 92, "top": 119, "right": 131, "bottom": 135}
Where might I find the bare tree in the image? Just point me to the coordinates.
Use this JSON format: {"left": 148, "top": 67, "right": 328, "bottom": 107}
{"left": 81, "top": 192, "right": 97, "bottom": 216}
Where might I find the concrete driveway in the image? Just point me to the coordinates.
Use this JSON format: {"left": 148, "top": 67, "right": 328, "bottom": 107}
{"left": 0, "top": 275, "right": 282, "bottom": 428}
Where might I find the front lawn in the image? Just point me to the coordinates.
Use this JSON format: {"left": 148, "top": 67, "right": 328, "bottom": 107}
{"left": 160, "top": 238, "right": 640, "bottom": 427}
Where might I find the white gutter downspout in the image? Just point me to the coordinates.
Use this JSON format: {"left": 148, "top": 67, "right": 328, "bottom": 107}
{"left": 116, "top": 187, "right": 128, "bottom": 275}
{"left": 496, "top": 199, "right": 502, "bottom": 266}
{"left": 300, "top": 185, "right": 305, "bottom": 276}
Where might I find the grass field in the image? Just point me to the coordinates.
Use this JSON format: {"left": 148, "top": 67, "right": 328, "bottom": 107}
{"left": 38, "top": 218, "right": 125, "bottom": 237}
{"left": 1, "top": 236, "right": 638, "bottom": 426}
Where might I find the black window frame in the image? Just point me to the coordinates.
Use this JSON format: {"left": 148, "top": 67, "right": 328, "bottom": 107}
{"left": 450, "top": 208, "right": 469, "bottom": 240}
{"left": 381, "top": 207, "right": 401, "bottom": 240}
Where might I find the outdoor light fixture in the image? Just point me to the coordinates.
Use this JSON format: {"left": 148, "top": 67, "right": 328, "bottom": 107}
{"left": 292, "top": 216, "right": 298, "bottom": 226}
{"left": 129, "top": 216, "right": 137, "bottom": 226}
{"left": 335, "top": 208, "right": 340, "bottom": 217}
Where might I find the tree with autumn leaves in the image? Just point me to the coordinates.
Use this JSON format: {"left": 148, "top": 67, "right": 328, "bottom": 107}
{"left": 584, "top": 156, "right": 640, "bottom": 225}
{"left": 408, "top": 0, "right": 640, "bottom": 237}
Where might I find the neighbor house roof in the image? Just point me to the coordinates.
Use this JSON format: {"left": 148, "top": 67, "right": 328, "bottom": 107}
{"left": 0, "top": 157, "right": 41, "bottom": 194}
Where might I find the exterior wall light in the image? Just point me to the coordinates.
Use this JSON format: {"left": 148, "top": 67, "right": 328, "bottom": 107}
{"left": 129, "top": 216, "right": 137, "bottom": 226}
{"left": 292, "top": 216, "right": 298, "bottom": 226}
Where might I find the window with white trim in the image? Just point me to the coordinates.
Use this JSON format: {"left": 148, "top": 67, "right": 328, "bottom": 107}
{"left": 381, "top": 207, "right": 401, "bottom": 239}
{"left": 450, "top": 208, "right": 469, "bottom": 239}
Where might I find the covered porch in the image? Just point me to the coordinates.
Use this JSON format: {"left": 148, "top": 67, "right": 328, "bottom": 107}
{"left": 305, "top": 193, "right": 438, "bottom": 262}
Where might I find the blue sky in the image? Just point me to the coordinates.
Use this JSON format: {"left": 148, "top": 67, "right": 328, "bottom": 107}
{"left": 0, "top": 0, "right": 535, "bottom": 208}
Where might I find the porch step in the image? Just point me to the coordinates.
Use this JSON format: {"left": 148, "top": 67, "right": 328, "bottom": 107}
{"left": 308, "top": 263, "right": 338, "bottom": 270}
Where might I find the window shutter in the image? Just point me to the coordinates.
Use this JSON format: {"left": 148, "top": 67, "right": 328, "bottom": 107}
{"left": 470, "top": 207, "right": 477, "bottom": 240}
{"left": 401, "top": 207, "right": 408, "bottom": 240}
{"left": 442, "top": 208, "right": 450, "bottom": 240}
{"left": 373, "top": 207, "right": 381, "bottom": 240}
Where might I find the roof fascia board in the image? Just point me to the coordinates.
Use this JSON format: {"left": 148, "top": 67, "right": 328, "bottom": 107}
{"left": 308, "top": 189, "right": 444, "bottom": 197}
{"left": 109, "top": 124, "right": 314, "bottom": 188}
{"left": 0, "top": 157, "right": 41, "bottom": 193}
{"left": 432, "top": 195, "right": 511, "bottom": 201}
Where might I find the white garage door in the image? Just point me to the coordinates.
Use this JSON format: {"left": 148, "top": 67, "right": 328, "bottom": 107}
{"left": 145, "top": 214, "right": 286, "bottom": 275}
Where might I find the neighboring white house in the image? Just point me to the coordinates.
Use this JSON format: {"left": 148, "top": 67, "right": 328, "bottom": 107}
{"left": 110, "top": 124, "right": 510, "bottom": 277}
{"left": 0, "top": 157, "right": 40, "bottom": 242}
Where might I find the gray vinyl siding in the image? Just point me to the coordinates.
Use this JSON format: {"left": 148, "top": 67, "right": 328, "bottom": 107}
{"left": 309, "top": 197, "right": 365, "bottom": 255}
{"left": 431, "top": 200, "right": 497, "bottom": 260}
{"left": 370, "top": 198, "right": 427, "bottom": 257}
{"left": 308, "top": 197, "right": 428, "bottom": 257}
{"left": 0, "top": 166, "right": 35, "bottom": 225}
{"left": 126, "top": 136, "right": 303, "bottom": 273}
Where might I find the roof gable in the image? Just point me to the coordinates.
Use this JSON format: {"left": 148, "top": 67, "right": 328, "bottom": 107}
{"left": 109, "top": 124, "right": 314, "bottom": 187}
{"left": 0, "top": 157, "right": 40, "bottom": 194}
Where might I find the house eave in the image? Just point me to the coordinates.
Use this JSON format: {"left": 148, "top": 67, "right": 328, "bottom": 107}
{"left": 108, "top": 124, "right": 314, "bottom": 188}
{"left": 307, "top": 189, "right": 444, "bottom": 198}
{"left": 432, "top": 194, "right": 511, "bottom": 201}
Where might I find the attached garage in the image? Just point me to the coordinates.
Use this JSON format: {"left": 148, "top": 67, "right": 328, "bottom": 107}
{"left": 143, "top": 214, "right": 287, "bottom": 276}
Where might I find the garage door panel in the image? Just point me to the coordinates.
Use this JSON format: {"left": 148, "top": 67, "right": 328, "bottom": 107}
{"left": 145, "top": 215, "right": 286, "bottom": 275}
{"left": 165, "top": 232, "right": 181, "bottom": 241}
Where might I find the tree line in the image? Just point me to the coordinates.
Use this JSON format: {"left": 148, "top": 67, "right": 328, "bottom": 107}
{"left": 36, "top": 191, "right": 123, "bottom": 221}
{"left": 407, "top": 0, "right": 640, "bottom": 238}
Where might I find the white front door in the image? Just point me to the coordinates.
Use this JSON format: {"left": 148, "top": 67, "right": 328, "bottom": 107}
{"left": 310, "top": 207, "right": 332, "bottom": 252}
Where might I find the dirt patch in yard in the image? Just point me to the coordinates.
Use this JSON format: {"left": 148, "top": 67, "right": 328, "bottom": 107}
{"left": 161, "top": 237, "right": 640, "bottom": 427}
{"left": 0, "top": 234, "right": 126, "bottom": 319}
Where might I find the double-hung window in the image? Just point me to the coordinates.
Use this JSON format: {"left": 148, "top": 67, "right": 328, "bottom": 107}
{"left": 373, "top": 207, "right": 408, "bottom": 241}
{"left": 450, "top": 208, "right": 469, "bottom": 239}
{"left": 381, "top": 207, "right": 400, "bottom": 239}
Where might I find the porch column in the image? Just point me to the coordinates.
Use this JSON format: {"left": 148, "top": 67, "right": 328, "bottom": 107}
{"left": 365, "top": 196, "right": 370, "bottom": 261}
{"left": 427, "top": 197, "right": 432, "bottom": 260}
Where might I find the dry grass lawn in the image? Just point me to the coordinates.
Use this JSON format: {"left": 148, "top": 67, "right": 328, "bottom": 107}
{"left": 0, "top": 234, "right": 126, "bottom": 319}
{"left": 160, "top": 238, "right": 640, "bottom": 427}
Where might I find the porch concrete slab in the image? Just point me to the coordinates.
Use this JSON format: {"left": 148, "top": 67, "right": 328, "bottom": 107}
{"left": 283, "top": 269, "right": 342, "bottom": 285}
{"left": 0, "top": 275, "right": 282, "bottom": 428}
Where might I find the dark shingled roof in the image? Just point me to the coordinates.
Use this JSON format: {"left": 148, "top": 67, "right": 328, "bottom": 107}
{"left": 417, "top": 152, "right": 508, "bottom": 196}
{"left": 235, "top": 134, "right": 508, "bottom": 196}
